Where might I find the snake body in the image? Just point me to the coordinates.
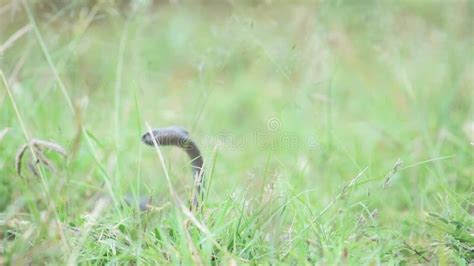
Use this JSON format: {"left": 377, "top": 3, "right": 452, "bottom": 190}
{"left": 132, "top": 126, "right": 204, "bottom": 210}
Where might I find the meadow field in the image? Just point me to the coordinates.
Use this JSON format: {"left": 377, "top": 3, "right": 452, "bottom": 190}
{"left": 0, "top": 0, "right": 473, "bottom": 264}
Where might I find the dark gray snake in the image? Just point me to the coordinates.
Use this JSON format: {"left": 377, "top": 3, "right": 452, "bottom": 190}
{"left": 130, "top": 126, "right": 204, "bottom": 210}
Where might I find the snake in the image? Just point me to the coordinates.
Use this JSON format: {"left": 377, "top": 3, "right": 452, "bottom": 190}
{"left": 129, "top": 126, "right": 205, "bottom": 210}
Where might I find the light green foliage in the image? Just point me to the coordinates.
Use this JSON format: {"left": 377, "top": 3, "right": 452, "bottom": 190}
{"left": 0, "top": 0, "right": 472, "bottom": 264}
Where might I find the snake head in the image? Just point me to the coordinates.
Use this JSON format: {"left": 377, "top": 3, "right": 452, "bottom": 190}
{"left": 141, "top": 126, "right": 190, "bottom": 146}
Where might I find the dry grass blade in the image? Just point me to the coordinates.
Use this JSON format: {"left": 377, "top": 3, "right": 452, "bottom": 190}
{"left": 403, "top": 241, "right": 430, "bottom": 262}
{"left": 0, "top": 24, "right": 32, "bottom": 54}
{"left": 34, "top": 149, "right": 55, "bottom": 169}
{"left": 15, "top": 143, "right": 29, "bottom": 178}
{"left": 15, "top": 139, "right": 67, "bottom": 178}
{"left": 383, "top": 159, "right": 403, "bottom": 189}
{"left": 27, "top": 160, "right": 40, "bottom": 177}
{"left": 0, "top": 2, "right": 12, "bottom": 16}
{"left": 7, "top": 43, "right": 32, "bottom": 85}
{"left": 32, "top": 139, "right": 67, "bottom": 158}
{"left": 191, "top": 170, "right": 205, "bottom": 212}
{"left": 0, "top": 127, "right": 10, "bottom": 142}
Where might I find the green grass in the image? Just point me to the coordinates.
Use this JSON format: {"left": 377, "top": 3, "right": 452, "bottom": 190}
{"left": 0, "top": 0, "right": 473, "bottom": 264}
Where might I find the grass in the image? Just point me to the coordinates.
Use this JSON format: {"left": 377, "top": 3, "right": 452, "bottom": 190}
{"left": 0, "top": 0, "right": 473, "bottom": 264}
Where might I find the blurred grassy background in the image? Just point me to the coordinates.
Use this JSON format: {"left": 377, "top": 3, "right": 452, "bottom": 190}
{"left": 0, "top": 0, "right": 473, "bottom": 264}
